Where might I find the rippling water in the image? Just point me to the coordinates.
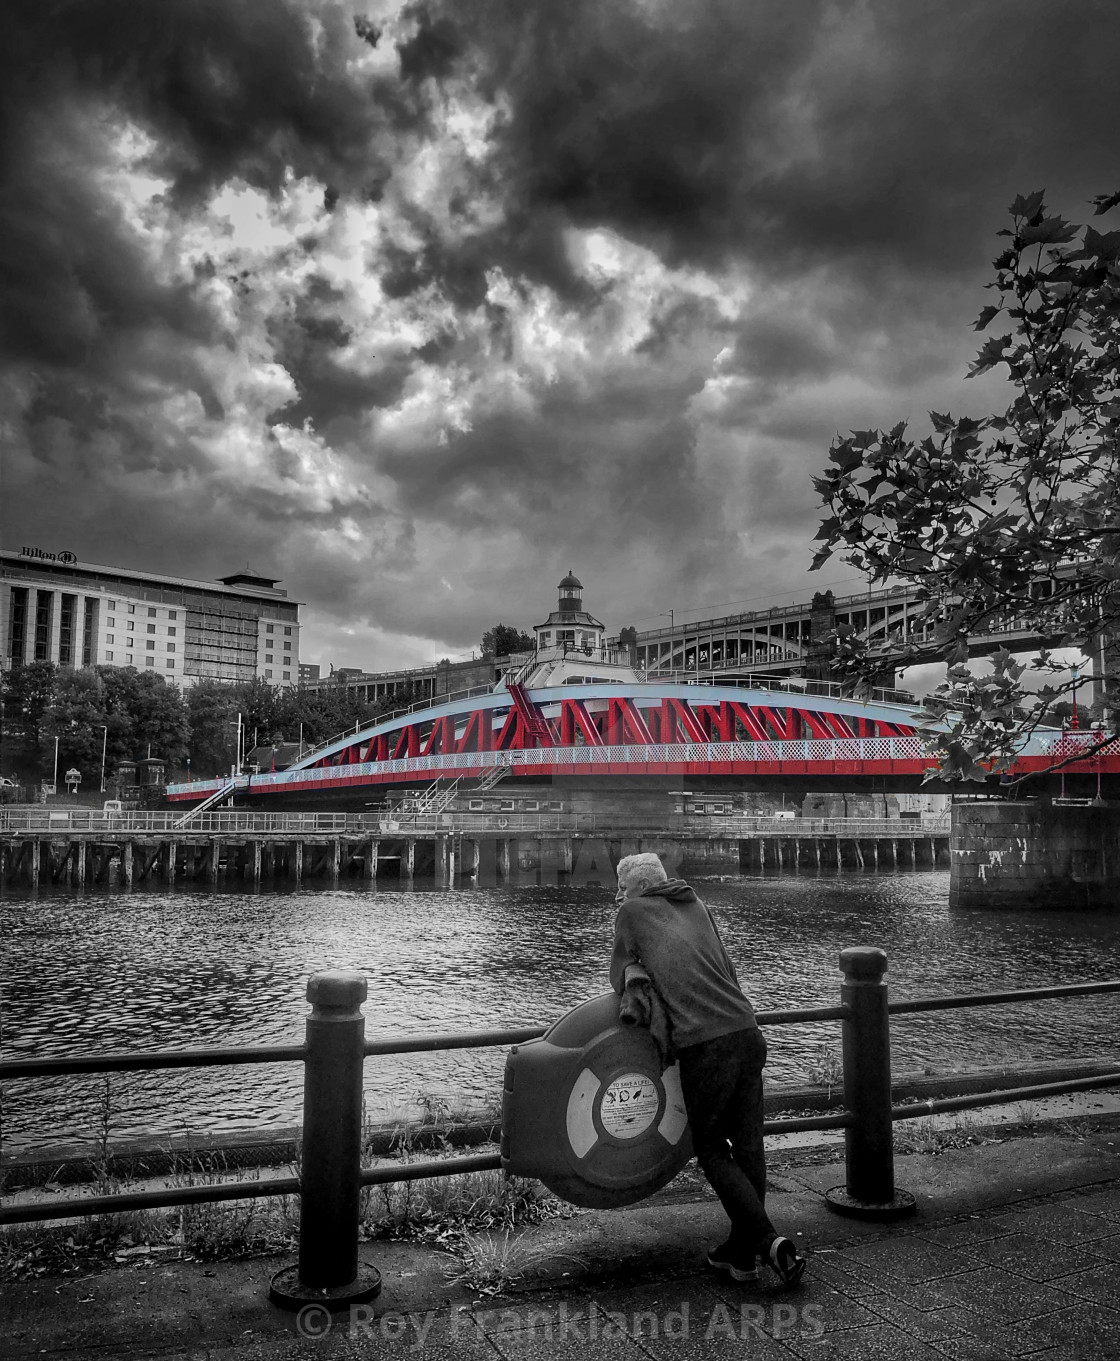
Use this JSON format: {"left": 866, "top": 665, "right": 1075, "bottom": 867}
{"left": 3, "top": 872, "right": 1119, "bottom": 1154}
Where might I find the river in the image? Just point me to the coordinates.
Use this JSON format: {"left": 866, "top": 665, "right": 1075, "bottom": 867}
{"left": 2, "top": 870, "right": 1120, "bottom": 1155}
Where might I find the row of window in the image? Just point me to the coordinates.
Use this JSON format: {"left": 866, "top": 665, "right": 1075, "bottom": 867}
{"left": 264, "top": 624, "right": 294, "bottom": 635}
{"left": 105, "top": 618, "right": 179, "bottom": 635}
{"left": 264, "top": 669, "right": 292, "bottom": 680}
{"left": 104, "top": 601, "right": 179, "bottom": 620}
{"left": 104, "top": 652, "right": 176, "bottom": 669}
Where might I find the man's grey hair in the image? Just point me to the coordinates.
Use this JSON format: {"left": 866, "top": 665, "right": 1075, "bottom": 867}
{"left": 616, "top": 852, "right": 668, "bottom": 897}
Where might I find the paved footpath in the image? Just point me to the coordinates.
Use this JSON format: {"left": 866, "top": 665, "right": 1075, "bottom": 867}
{"left": 4, "top": 1131, "right": 1119, "bottom": 1361}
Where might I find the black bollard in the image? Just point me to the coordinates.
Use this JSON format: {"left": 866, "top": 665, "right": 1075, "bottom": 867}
{"left": 270, "top": 970, "right": 382, "bottom": 1309}
{"left": 825, "top": 946, "right": 915, "bottom": 1220}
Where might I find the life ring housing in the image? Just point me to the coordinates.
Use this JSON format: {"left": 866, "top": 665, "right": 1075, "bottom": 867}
{"left": 501, "top": 992, "right": 692, "bottom": 1208}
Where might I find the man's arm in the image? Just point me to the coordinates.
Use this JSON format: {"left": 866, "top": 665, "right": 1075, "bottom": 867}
{"left": 609, "top": 906, "right": 641, "bottom": 994}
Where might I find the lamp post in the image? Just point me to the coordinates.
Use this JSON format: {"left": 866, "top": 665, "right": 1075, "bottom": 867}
{"left": 99, "top": 725, "right": 109, "bottom": 793}
{"left": 660, "top": 611, "right": 675, "bottom": 673}
{"left": 52, "top": 735, "right": 59, "bottom": 792}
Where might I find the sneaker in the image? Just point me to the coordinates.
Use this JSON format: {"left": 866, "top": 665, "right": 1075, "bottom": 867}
{"left": 765, "top": 1235, "right": 806, "bottom": 1288}
{"left": 706, "top": 1239, "right": 759, "bottom": 1282}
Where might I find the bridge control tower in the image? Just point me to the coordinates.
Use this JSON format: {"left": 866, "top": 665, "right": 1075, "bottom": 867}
{"left": 533, "top": 571, "right": 605, "bottom": 653}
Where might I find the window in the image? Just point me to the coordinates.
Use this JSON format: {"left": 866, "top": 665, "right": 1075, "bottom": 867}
{"left": 127, "top": 621, "right": 134, "bottom": 632}
{"left": 126, "top": 653, "right": 133, "bottom": 665}
{"left": 147, "top": 623, "right": 156, "bottom": 634}
{"left": 107, "top": 617, "right": 116, "bottom": 628}
{"left": 265, "top": 668, "right": 273, "bottom": 678}
{"left": 128, "top": 604, "right": 135, "bottom": 614}
{"left": 166, "top": 658, "right": 175, "bottom": 669}
{"left": 168, "top": 610, "right": 177, "bottom": 620}
{"left": 266, "top": 624, "right": 274, "bottom": 634}
{"left": 265, "top": 653, "right": 274, "bottom": 664}
{"left": 146, "top": 640, "right": 155, "bottom": 650}
{"left": 148, "top": 607, "right": 157, "bottom": 617}
{"left": 284, "top": 626, "right": 292, "bottom": 636}
{"left": 105, "top": 650, "right": 114, "bottom": 661}
{"left": 106, "top": 634, "right": 114, "bottom": 644}
{"left": 167, "top": 626, "right": 176, "bottom": 637}
{"left": 167, "top": 642, "right": 176, "bottom": 652}
{"left": 284, "top": 641, "right": 291, "bottom": 652}
{"left": 108, "top": 600, "right": 117, "bottom": 610}
{"left": 145, "top": 656, "right": 155, "bottom": 666}
{"left": 282, "top": 670, "right": 290, "bottom": 680}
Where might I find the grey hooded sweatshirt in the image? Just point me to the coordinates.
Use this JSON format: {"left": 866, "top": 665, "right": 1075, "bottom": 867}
{"left": 609, "top": 878, "right": 756, "bottom": 1050}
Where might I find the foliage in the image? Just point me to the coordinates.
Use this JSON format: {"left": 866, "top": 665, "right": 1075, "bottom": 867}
{"left": 481, "top": 623, "right": 535, "bottom": 658}
{"left": 812, "top": 190, "right": 1120, "bottom": 776}
{"left": 1, "top": 661, "right": 60, "bottom": 774}
{"left": 0, "top": 662, "right": 433, "bottom": 781}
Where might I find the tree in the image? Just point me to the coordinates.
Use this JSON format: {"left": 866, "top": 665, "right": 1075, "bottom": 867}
{"left": 481, "top": 623, "right": 536, "bottom": 657}
{"left": 43, "top": 669, "right": 109, "bottom": 781}
{"left": 812, "top": 190, "right": 1120, "bottom": 779}
{"left": 1, "top": 661, "right": 57, "bottom": 777}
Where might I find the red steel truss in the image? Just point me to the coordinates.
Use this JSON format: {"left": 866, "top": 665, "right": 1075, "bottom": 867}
{"left": 305, "top": 693, "right": 917, "bottom": 771}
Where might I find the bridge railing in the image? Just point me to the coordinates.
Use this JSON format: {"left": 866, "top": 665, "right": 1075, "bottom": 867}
{"left": 169, "top": 735, "right": 937, "bottom": 798}
{"left": 0, "top": 810, "right": 951, "bottom": 836}
{"left": 2, "top": 958, "right": 1118, "bottom": 1305}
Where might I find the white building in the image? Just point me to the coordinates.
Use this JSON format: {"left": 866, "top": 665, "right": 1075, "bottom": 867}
{"left": 0, "top": 547, "right": 301, "bottom": 687}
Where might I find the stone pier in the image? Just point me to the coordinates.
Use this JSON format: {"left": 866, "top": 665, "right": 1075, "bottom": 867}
{"left": 950, "top": 800, "right": 1120, "bottom": 909}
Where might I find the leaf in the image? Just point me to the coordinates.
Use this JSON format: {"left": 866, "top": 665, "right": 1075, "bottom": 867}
{"left": 1091, "top": 190, "right": 1120, "bottom": 216}
{"left": 1019, "top": 215, "right": 1077, "bottom": 247}
{"left": 973, "top": 304, "right": 1001, "bottom": 331}
{"left": 1009, "top": 190, "right": 1046, "bottom": 220}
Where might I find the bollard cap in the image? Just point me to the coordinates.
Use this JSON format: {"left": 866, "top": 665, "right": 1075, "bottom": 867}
{"left": 839, "top": 947, "right": 888, "bottom": 981}
{"left": 307, "top": 970, "right": 367, "bottom": 1011}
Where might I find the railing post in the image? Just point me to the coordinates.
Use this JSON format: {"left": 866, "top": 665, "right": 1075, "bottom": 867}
{"left": 825, "top": 946, "right": 915, "bottom": 1220}
{"left": 270, "top": 971, "right": 381, "bottom": 1309}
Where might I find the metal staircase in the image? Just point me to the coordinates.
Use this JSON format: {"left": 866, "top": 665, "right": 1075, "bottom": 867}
{"left": 388, "top": 759, "right": 515, "bottom": 827}
{"left": 173, "top": 778, "right": 241, "bottom": 829}
{"left": 506, "top": 681, "right": 552, "bottom": 742}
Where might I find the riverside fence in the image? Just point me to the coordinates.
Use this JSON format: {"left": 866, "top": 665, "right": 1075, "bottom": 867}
{"left": 1, "top": 952, "right": 1118, "bottom": 1308}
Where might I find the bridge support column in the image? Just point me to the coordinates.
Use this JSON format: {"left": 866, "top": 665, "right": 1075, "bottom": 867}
{"left": 330, "top": 838, "right": 340, "bottom": 883}
{"left": 497, "top": 838, "right": 510, "bottom": 881}
{"left": 403, "top": 839, "right": 415, "bottom": 879}
{"left": 434, "top": 837, "right": 450, "bottom": 886}
{"left": 121, "top": 840, "right": 133, "bottom": 889}
{"left": 166, "top": 840, "right": 178, "bottom": 885}
{"left": 209, "top": 840, "right": 222, "bottom": 883}
{"left": 364, "top": 839, "right": 379, "bottom": 881}
{"left": 465, "top": 839, "right": 480, "bottom": 878}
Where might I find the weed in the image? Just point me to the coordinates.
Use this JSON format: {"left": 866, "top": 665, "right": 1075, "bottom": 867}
{"left": 805, "top": 1043, "right": 843, "bottom": 1097}
{"left": 893, "top": 1112, "right": 984, "bottom": 1155}
{"left": 1014, "top": 1101, "right": 1041, "bottom": 1133}
{"left": 444, "top": 1229, "right": 585, "bottom": 1298}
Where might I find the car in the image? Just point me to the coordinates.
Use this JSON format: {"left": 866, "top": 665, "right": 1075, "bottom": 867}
{"left": 0, "top": 776, "right": 19, "bottom": 787}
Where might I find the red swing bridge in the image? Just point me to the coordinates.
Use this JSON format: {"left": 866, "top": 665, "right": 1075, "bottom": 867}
{"left": 167, "top": 674, "right": 1117, "bottom": 810}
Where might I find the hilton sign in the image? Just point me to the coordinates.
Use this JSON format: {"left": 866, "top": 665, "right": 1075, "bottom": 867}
{"left": 20, "top": 547, "right": 77, "bottom": 565}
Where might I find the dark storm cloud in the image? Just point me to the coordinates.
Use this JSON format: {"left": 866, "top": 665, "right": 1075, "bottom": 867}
{"left": 4, "top": 0, "right": 1120, "bottom": 667}
{"left": 399, "top": 0, "right": 1120, "bottom": 283}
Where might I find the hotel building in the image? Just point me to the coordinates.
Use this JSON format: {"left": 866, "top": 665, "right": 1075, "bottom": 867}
{"left": 1, "top": 548, "right": 301, "bottom": 687}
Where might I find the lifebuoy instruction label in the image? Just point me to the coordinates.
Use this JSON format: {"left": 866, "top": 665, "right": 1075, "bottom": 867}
{"left": 600, "top": 1072, "right": 659, "bottom": 1139}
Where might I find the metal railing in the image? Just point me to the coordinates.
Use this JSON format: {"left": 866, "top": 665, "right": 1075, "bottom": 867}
{"left": 2, "top": 955, "right": 1118, "bottom": 1306}
{"left": 0, "top": 810, "right": 952, "bottom": 836}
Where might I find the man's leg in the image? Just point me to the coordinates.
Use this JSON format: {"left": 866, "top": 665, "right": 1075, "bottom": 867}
{"left": 678, "top": 1031, "right": 775, "bottom": 1252}
{"left": 726, "top": 1026, "right": 768, "bottom": 1208}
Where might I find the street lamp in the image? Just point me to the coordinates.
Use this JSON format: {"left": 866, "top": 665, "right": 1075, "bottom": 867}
{"left": 660, "top": 611, "right": 675, "bottom": 672}
{"left": 99, "top": 725, "right": 109, "bottom": 793}
{"left": 52, "top": 735, "right": 59, "bottom": 792}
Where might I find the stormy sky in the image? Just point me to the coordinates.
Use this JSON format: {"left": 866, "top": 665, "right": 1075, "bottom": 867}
{"left": 2, "top": 0, "right": 1117, "bottom": 674}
